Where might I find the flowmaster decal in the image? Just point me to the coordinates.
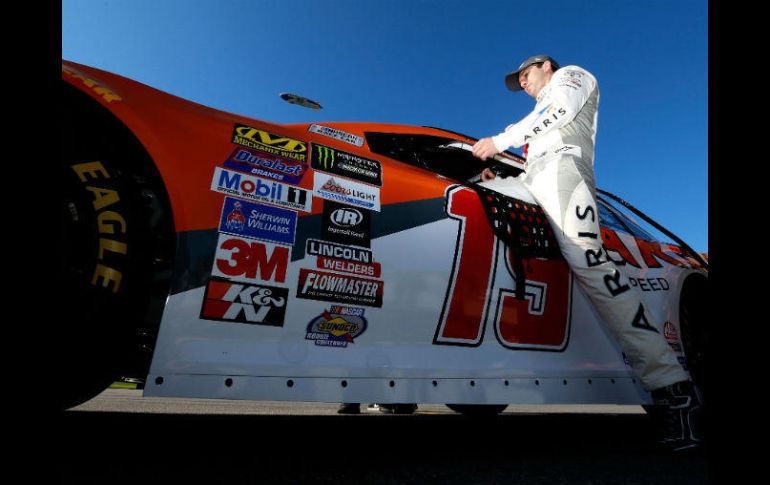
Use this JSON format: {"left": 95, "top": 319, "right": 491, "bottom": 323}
{"left": 313, "top": 172, "right": 380, "bottom": 211}
{"left": 305, "top": 306, "right": 368, "bottom": 347}
{"left": 212, "top": 167, "right": 312, "bottom": 212}
{"left": 219, "top": 197, "right": 298, "bottom": 246}
{"left": 201, "top": 277, "right": 288, "bottom": 326}
{"left": 311, "top": 143, "right": 382, "bottom": 186}
{"left": 296, "top": 268, "right": 383, "bottom": 307}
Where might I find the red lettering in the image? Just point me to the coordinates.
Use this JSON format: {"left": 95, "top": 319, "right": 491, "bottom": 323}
{"left": 600, "top": 228, "right": 641, "bottom": 268}
{"left": 635, "top": 237, "right": 688, "bottom": 268}
{"left": 216, "top": 237, "right": 289, "bottom": 282}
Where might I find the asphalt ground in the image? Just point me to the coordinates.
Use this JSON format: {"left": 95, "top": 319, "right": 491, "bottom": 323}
{"left": 55, "top": 389, "right": 711, "bottom": 484}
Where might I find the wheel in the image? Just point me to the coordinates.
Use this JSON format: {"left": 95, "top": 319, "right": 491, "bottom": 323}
{"left": 446, "top": 404, "right": 508, "bottom": 416}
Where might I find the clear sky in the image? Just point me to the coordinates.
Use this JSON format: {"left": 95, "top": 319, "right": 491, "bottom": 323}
{"left": 62, "top": 0, "right": 708, "bottom": 252}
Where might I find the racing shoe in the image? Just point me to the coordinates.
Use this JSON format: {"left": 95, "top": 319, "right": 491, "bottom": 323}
{"left": 650, "top": 380, "right": 704, "bottom": 451}
{"left": 337, "top": 403, "right": 360, "bottom": 414}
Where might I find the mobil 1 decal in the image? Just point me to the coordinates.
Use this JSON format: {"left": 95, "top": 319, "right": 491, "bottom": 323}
{"left": 296, "top": 268, "right": 383, "bottom": 308}
{"left": 201, "top": 277, "right": 288, "bottom": 326}
{"left": 311, "top": 142, "right": 382, "bottom": 186}
{"left": 223, "top": 146, "right": 309, "bottom": 185}
{"left": 305, "top": 306, "right": 368, "bottom": 347}
{"left": 220, "top": 196, "right": 297, "bottom": 246}
{"left": 211, "top": 167, "right": 312, "bottom": 212}
{"left": 322, "top": 200, "right": 371, "bottom": 247}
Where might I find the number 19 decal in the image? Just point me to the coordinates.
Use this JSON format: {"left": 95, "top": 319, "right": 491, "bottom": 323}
{"left": 433, "top": 186, "right": 572, "bottom": 351}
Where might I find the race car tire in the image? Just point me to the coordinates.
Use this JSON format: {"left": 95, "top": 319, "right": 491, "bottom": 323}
{"left": 446, "top": 404, "right": 508, "bottom": 416}
{"left": 56, "top": 89, "right": 162, "bottom": 410}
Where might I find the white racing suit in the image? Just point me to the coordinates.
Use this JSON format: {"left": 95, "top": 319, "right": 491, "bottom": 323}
{"left": 483, "top": 65, "right": 689, "bottom": 391}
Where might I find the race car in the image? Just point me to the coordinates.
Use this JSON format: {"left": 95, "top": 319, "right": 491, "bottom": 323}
{"left": 58, "top": 60, "right": 708, "bottom": 412}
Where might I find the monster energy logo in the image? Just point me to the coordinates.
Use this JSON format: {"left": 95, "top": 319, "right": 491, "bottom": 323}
{"left": 315, "top": 145, "right": 336, "bottom": 170}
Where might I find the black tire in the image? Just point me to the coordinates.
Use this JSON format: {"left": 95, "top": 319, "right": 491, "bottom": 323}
{"left": 446, "top": 404, "right": 508, "bottom": 416}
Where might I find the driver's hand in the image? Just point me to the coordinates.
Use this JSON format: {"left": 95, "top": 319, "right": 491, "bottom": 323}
{"left": 481, "top": 168, "right": 497, "bottom": 181}
{"left": 472, "top": 137, "right": 501, "bottom": 161}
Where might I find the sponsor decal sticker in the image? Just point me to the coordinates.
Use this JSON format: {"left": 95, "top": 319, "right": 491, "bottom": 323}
{"left": 296, "top": 268, "right": 383, "bottom": 308}
{"left": 212, "top": 167, "right": 312, "bottom": 212}
{"left": 306, "top": 238, "right": 373, "bottom": 263}
{"left": 213, "top": 233, "right": 290, "bottom": 284}
{"left": 201, "top": 277, "right": 288, "bottom": 326}
{"left": 305, "top": 306, "right": 368, "bottom": 347}
{"left": 231, "top": 124, "right": 307, "bottom": 162}
{"left": 224, "top": 147, "right": 308, "bottom": 184}
{"left": 316, "top": 256, "right": 381, "bottom": 278}
{"left": 311, "top": 143, "right": 382, "bottom": 186}
{"left": 308, "top": 124, "right": 364, "bottom": 147}
{"left": 63, "top": 66, "right": 122, "bottom": 103}
{"left": 322, "top": 201, "right": 371, "bottom": 247}
{"left": 313, "top": 172, "right": 380, "bottom": 211}
{"left": 664, "top": 322, "right": 679, "bottom": 342}
{"left": 219, "top": 197, "right": 298, "bottom": 246}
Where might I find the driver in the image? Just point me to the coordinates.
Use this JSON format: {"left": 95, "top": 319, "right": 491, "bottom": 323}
{"left": 472, "top": 55, "right": 702, "bottom": 451}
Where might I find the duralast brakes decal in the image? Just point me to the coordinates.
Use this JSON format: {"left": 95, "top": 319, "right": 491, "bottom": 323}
{"left": 213, "top": 233, "right": 290, "bottom": 285}
{"left": 220, "top": 196, "right": 298, "bottom": 246}
{"left": 201, "top": 277, "right": 288, "bottom": 327}
{"left": 308, "top": 124, "right": 365, "bottom": 147}
{"left": 322, "top": 201, "right": 371, "bottom": 248}
{"left": 211, "top": 167, "right": 312, "bottom": 212}
{"left": 231, "top": 124, "right": 307, "bottom": 162}
{"left": 305, "top": 238, "right": 373, "bottom": 264}
{"left": 224, "top": 147, "right": 309, "bottom": 185}
{"left": 305, "top": 306, "right": 368, "bottom": 347}
{"left": 70, "top": 161, "right": 128, "bottom": 293}
{"left": 313, "top": 172, "right": 380, "bottom": 212}
{"left": 62, "top": 66, "right": 122, "bottom": 103}
{"left": 311, "top": 143, "right": 382, "bottom": 186}
{"left": 296, "top": 268, "right": 383, "bottom": 308}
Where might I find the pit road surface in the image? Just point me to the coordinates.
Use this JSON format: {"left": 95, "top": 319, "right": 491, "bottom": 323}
{"left": 56, "top": 389, "right": 709, "bottom": 484}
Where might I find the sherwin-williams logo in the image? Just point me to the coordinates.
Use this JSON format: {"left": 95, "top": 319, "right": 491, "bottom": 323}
{"left": 305, "top": 306, "right": 368, "bottom": 347}
{"left": 311, "top": 143, "right": 383, "bottom": 186}
{"left": 219, "top": 196, "right": 298, "bottom": 246}
{"left": 232, "top": 124, "right": 307, "bottom": 162}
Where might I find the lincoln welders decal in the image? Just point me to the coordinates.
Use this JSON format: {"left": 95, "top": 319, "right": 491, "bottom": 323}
{"left": 322, "top": 201, "right": 371, "bottom": 247}
{"left": 313, "top": 172, "right": 380, "bottom": 211}
{"left": 219, "top": 197, "right": 298, "bottom": 246}
{"left": 296, "top": 268, "right": 383, "bottom": 307}
{"left": 212, "top": 167, "right": 312, "bottom": 212}
{"left": 305, "top": 306, "right": 368, "bottom": 347}
{"left": 224, "top": 147, "right": 308, "bottom": 185}
{"left": 201, "top": 277, "right": 288, "bottom": 326}
{"left": 311, "top": 143, "right": 382, "bottom": 186}
{"left": 306, "top": 238, "right": 373, "bottom": 263}
{"left": 231, "top": 124, "right": 307, "bottom": 162}
{"left": 308, "top": 124, "right": 365, "bottom": 147}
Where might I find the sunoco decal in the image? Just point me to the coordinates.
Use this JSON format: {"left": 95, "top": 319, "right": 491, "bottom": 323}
{"left": 311, "top": 143, "right": 382, "bottom": 186}
{"left": 220, "top": 197, "right": 298, "bottom": 246}
{"left": 231, "top": 124, "right": 307, "bottom": 162}
{"left": 296, "top": 268, "right": 383, "bottom": 307}
{"left": 322, "top": 201, "right": 371, "bottom": 247}
{"left": 305, "top": 306, "right": 368, "bottom": 347}
{"left": 213, "top": 233, "right": 290, "bottom": 284}
{"left": 308, "top": 124, "right": 364, "bottom": 147}
{"left": 201, "top": 277, "right": 288, "bottom": 327}
{"left": 306, "top": 238, "right": 373, "bottom": 263}
{"left": 212, "top": 167, "right": 312, "bottom": 212}
{"left": 313, "top": 172, "right": 380, "bottom": 212}
{"left": 224, "top": 147, "right": 308, "bottom": 185}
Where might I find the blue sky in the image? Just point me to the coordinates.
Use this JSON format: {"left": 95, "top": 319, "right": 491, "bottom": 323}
{"left": 62, "top": 0, "right": 708, "bottom": 252}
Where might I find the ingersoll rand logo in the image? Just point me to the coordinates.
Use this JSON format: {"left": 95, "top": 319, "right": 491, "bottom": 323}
{"left": 330, "top": 207, "right": 363, "bottom": 228}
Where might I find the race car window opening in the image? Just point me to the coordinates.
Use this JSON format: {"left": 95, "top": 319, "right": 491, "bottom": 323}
{"left": 597, "top": 197, "right": 657, "bottom": 242}
{"left": 364, "top": 132, "right": 524, "bottom": 183}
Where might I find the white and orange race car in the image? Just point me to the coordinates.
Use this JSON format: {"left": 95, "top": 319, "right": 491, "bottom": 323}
{"left": 58, "top": 60, "right": 708, "bottom": 412}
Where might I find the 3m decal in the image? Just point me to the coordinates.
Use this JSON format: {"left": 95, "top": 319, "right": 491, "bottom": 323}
{"left": 297, "top": 268, "right": 383, "bottom": 308}
{"left": 305, "top": 306, "right": 368, "bottom": 347}
{"left": 219, "top": 197, "right": 298, "bottom": 246}
{"left": 316, "top": 257, "right": 382, "bottom": 278}
{"left": 213, "top": 234, "right": 290, "bottom": 284}
{"left": 231, "top": 124, "right": 307, "bottom": 162}
{"left": 212, "top": 168, "right": 312, "bottom": 212}
{"left": 322, "top": 201, "right": 371, "bottom": 247}
{"left": 70, "top": 161, "right": 128, "bottom": 293}
{"left": 306, "top": 239, "right": 373, "bottom": 263}
{"left": 311, "top": 143, "right": 382, "bottom": 186}
{"left": 309, "top": 124, "right": 365, "bottom": 147}
{"left": 313, "top": 172, "right": 380, "bottom": 211}
{"left": 201, "top": 277, "right": 288, "bottom": 326}
{"left": 224, "top": 147, "right": 308, "bottom": 185}
{"left": 62, "top": 66, "right": 122, "bottom": 103}
{"left": 434, "top": 185, "right": 571, "bottom": 351}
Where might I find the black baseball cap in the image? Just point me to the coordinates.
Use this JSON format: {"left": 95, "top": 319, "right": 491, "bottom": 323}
{"left": 504, "top": 55, "right": 560, "bottom": 91}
